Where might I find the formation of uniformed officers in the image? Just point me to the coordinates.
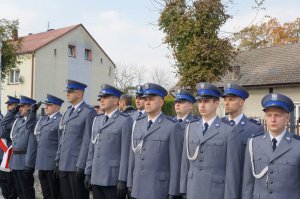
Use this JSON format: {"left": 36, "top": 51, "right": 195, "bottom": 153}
{"left": 0, "top": 79, "right": 299, "bottom": 199}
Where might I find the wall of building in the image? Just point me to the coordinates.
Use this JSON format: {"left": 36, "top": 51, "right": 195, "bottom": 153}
{"left": 33, "top": 26, "right": 115, "bottom": 110}
{"left": 1, "top": 54, "right": 33, "bottom": 113}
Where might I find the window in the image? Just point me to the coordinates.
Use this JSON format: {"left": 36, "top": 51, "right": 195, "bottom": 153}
{"left": 108, "top": 66, "right": 112, "bottom": 77}
{"left": 9, "top": 69, "right": 20, "bottom": 84}
{"left": 100, "top": 58, "right": 103, "bottom": 64}
{"left": 68, "top": 45, "right": 76, "bottom": 57}
{"left": 85, "top": 49, "right": 92, "bottom": 61}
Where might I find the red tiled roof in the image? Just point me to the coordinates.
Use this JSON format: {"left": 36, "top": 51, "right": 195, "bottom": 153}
{"left": 17, "top": 24, "right": 80, "bottom": 54}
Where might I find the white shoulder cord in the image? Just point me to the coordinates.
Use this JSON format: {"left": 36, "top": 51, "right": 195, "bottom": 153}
{"left": 249, "top": 138, "right": 269, "bottom": 179}
{"left": 186, "top": 123, "right": 200, "bottom": 161}
{"left": 59, "top": 109, "right": 68, "bottom": 130}
{"left": 33, "top": 117, "right": 43, "bottom": 135}
{"left": 91, "top": 117, "right": 99, "bottom": 144}
{"left": 10, "top": 118, "right": 19, "bottom": 140}
{"left": 131, "top": 120, "right": 143, "bottom": 154}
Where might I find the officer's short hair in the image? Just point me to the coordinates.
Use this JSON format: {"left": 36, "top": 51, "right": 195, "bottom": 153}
{"left": 120, "top": 95, "right": 133, "bottom": 106}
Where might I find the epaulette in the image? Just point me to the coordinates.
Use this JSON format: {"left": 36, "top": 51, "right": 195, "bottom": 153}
{"left": 120, "top": 112, "right": 130, "bottom": 117}
{"left": 293, "top": 134, "right": 300, "bottom": 140}
{"left": 166, "top": 117, "right": 177, "bottom": 123}
{"left": 221, "top": 117, "right": 231, "bottom": 125}
{"left": 251, "top": 132, "right": 265, "bottom": 138}
{"left": 188, "top": 117, "right": 200, "bottom": 123}
{"left": 136, "top": 114, "right": 147, "bottom": 121}
{"left": 85, "top": 104, "right": 94, "bottom": 110}
{"left": 248, "top": 118, "right": 262, "bottom": 126}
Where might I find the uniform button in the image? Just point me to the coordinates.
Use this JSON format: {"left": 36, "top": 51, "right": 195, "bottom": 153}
{"left": 199, "top": 159, "right": 203, "bottom": 162}
{"left": 199, "top": 167, "right": 202, "bottom": 171}
{"left": 99, "top": 139, "right": 102, "bottom": 141}
{"left": 200, "top": 150, "right": 204, "bottom": 154}
{"left": 97, "top": 156, "right": 100, "bottom": 158}
{"left": 140, "top": 157, "right": 144, "bottom": 160}
{"left": 269, "top": 170, "right": 273, "bottom": 174}
{"left": 143, "top": 148, "right": 146, "bottom": 151}
{"left": 62, "top": 150, "right": 64, "bottom": 152}
{"left": 269, "top": 181, "right": 273, "bottom": 184}
{"left": 269, "top": 190, "right": 272, "bottom": 194}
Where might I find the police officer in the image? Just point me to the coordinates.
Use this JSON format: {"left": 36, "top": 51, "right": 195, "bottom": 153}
{"left": 222, "top": 83, "right": 264, "bottom": 198}
{"left": 56, "top": 80, "right": 97, "bottom": 199}
{"left": 127, "top": 83, "right": 184, "bottom": 199}
{"left": 27, "top": 94, "right": 64, "bottom": 199}
{"left": 242, "top": 93, "right": 300, "bottom": 199}
{"left": 10, "top": 96, "right": 41, "bottom": 199}
{"left": 174, "top": 89, "right": 196, "bottom": 129}
{"left": 180, "top": 82, "right": 241, "bottom": 199}
{"left": 130, "top": 85, "right": 145, "bottom": 121}
{"left": 119, "top": 94, "right": 135, "bottom": 114}
{"left": 0, "top": 96, "right": 19, "bottom": 199}
{"left": 84, "top": 84, "right": 133, "bottom": 199}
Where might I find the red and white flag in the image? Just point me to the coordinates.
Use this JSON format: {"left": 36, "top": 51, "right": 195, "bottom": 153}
{"left": 0, "top": 138, "right": 12, "bottom": 172}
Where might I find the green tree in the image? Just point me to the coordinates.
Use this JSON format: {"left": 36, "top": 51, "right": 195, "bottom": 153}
{"left": 159, "top": 0, "right": 234, "bottom": 89}
{"left": 0, "top": 19, "right": 22, "bottom": 81}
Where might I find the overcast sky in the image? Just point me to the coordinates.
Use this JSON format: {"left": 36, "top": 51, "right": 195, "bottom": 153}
{"left": 1, "top": 0, "right": 299, "bottom": 87}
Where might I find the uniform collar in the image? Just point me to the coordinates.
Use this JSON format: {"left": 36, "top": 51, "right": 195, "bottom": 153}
{"left": 105, "top": 108, "right": 118, "bottom": 118}
{"left": 202, "top": 115, "right": 217, "bottom": 127}
{"left": 148, "top": 112, "right": 162, "bottom": 124}
{"left": 177, "top": 113, "right": 190, "bottom": 121}
{"left": 138, "top": 109, "right": 145, "bottom": 114}
{"left": 48, "top": 111, "right": 59, "bottom": 119}
{"left": 72, "top": 100, "right": 84, "bottom": 111}
{"left": 228, "top": 113, "right": 244, "bottom": 125}
{"left": 269, "top": 129, "right": 286, "bottom": 146}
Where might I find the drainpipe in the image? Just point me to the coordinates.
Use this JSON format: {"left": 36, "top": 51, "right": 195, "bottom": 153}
{"left": 31, "top": 52, "right": 35, "bottom": 98}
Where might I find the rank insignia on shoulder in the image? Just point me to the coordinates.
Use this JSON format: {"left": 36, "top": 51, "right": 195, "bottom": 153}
{"left": 120, "top": 112, "right": 129, "bottom": 117}
{"left": 166, "top": 117, "right": 177, "bottom": 123}
{"left": 249, "top": 118, "right": 262, "bottom": 126}
{"left": 293, "top": 134, "right": 300, "bottom": 140}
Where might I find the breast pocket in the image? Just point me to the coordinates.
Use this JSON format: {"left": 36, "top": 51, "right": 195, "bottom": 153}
{"left": 253, "top": 153, "right": 269, "bottom": 173}
{"left": 133, "top": 134, "right": 143, "bottom": 147}
{"left": 150, "top": 135, "right": 169, "bottom": 153}
{"left": 206, "top": 140, "right": 224, "bottom": 157}
{"left": 276, "top": 158, "right": 298, "bottom": 179}
{"left": 69, "top": 124, "right": 81, "bottom": 134}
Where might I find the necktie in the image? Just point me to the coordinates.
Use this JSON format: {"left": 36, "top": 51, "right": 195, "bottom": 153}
{"left": 203, "top": 122, "right": 209, "bottom": 135}
{"left": 69, "top": 107, "right": 75, "bottom": 116}
{"left": 272, "top": 138, "right": 277, "bottom": 151}
{"left": 103, "top": 115, "right": 109, "bottom": 124}
{"left": 147, "top": 120, "right": 153, "bottom": 131}
{"left": 229, "top": 120, "right": 235, "bottom": 126}
{"left": 21, "top": 118, "right": 25, "bottom": 124}
{"left": 178, "top": 119, "right": 183, "bottom": 123}
{"left": 45, "top": 116, "right": 50, "bottom": 122}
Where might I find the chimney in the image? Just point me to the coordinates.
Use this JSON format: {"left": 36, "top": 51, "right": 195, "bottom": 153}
{"left": 12, "top": 29, "right": 18, "bottom": 41}
{"left": 232, "top": 65, "right": 240, "bottom": 81}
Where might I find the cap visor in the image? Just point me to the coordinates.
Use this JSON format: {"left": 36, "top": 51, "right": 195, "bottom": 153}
{"left": 263, "top": 105, "right": 289, "bottom": 113}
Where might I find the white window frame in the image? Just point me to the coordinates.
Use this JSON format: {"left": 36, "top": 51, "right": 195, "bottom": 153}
{"left": 8, "top": 69, "right": 20, "bottom": 84}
